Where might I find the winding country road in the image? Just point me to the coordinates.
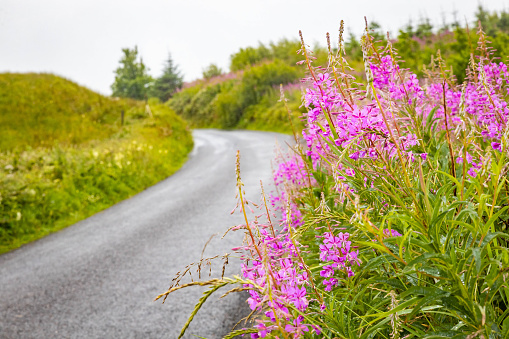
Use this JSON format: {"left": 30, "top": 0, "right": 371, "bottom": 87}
{"left": 0, "top": 130, "right": 292, "bottom": 338}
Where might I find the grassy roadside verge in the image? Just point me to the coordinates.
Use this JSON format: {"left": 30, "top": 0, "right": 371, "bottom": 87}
{"left": 0, "top": 74, "right": 193, "bottom": 254}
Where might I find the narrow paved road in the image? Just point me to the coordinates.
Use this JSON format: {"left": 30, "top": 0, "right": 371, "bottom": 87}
{"left": 0, "top": 130, "right": 292, "bottom": 339}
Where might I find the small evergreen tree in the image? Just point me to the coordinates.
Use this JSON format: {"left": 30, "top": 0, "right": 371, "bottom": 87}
{"left": 150, "top": 54, "right": 183, "bottom": 102}
{"left": 111, "top": 46, "right": 153, "bottom": 100}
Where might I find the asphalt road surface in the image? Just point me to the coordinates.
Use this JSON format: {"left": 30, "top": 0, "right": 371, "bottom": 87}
{"left": 0, "top": 129, "right": 292, "bottom": 339}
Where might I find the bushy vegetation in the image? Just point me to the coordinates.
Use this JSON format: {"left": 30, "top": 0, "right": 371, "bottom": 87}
{"left": 168, "top": 6, "right": 509, "bottom": 136}
{"left": 202, "top": 64, "right": 223, "bottom": 79}
{"left": 166, "top": 39, "right": 327, "bottom": 132}
{"left": 159, "top": 18, "right": 509, "bottom": 339}
{"left": 0, "top": 74, "right": 193, "bottom": 254}
{"left": 169, "top": 59, "right": 305, "bottom": 131}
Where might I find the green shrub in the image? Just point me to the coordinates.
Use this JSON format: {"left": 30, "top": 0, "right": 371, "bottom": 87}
{"left": 230, "top": 44, "right": 272, "bottom": 72}
{"left": 169, "top": 60, "right": 301, "bottom": 131}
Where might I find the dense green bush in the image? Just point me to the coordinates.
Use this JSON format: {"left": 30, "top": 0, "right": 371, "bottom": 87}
{"left": 237, "top": 86, "right": 304, "bottom": 133}
{"left": 230, "top": 44, "right": 272, "bottom": 72}
{"left": 202, "top": 63, "right": 223, "bottom": 79}
{"left": 240, "top": 59, "right": 299, "bottom": 106}
{"left": 215, "top": 84, "right": 243, "bottom": 128}
{"left": 169, "top": 59, "right": 300, "bottom": 130}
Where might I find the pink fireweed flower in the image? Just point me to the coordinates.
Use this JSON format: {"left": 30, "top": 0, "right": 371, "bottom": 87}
{"left": 284, "top": 316, "right": 309, "bottom": 338}
{"left": 383, "top": 229, "right": 402, "bottom": 237}
{"left": 345, "top": 168, "right": 356, "bottom": 176}
{"left": 320, "top": 265, "right": 335, "bottom": 278}
{"left": 492, "top": 142, "right": 502, "bottom": 152}
{"left": 466, "top": 152, "right": 474, "bottom": 164}
{"left": 323, "top": 277, "right": 339, "bottom": 291}
{"left": 468, "top": 167, "right": 478, "bottom": 177}
{"left": 319, "top": 231, "right": 359, "bottom": 290}
{"left": 287, "top": 285, "right": 308, "bottom": 311}
{"left": 311, "top": 324, "right": 322, "bottom": 335}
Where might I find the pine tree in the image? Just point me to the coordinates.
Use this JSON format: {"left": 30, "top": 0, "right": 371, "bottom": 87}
{"left": 150, "top": 54, "right": 183, "bottom": 102}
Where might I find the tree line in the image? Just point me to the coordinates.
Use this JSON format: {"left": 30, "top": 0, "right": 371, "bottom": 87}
{"left": 111, "top": 5, "right": 509, "bottom": 104}
{"left": 110, "top": 47, "right": 224, "bottom": 102}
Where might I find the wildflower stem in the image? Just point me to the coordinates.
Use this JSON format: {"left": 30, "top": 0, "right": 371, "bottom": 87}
{"left": 299, "top": 30, "right": 339, "bottom": 140}
{"left": 370, "top": 83, "right": 416, "bottom": 202}
{"left": 236, "top": 151, "right": 263, "bottom": 260}
{"left": 442, "top": 81, "right": 457, "bottom": 179}
{"left": 260, "top": 180, "right": 276, "bottom": 238}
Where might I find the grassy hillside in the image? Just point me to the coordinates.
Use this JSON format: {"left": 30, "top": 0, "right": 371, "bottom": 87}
{"left": 0, "top": 74, "right": 193, "bottom": 254}
{"left": 0, "top": 73, "right": 136, "bottom": 151}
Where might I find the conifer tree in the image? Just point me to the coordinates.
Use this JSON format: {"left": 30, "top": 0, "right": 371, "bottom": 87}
{"left": 150, "top": 54, "right": 183, "bottom": 102}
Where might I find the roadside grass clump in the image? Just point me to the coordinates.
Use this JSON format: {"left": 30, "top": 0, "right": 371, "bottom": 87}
{"left": 0, "top": 75, "right": 193, "bottom": 254}
{"left": 159, "top": 21, "right": 509, "bottom": 339}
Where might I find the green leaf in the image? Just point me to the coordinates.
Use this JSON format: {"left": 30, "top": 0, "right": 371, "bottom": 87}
{"left": 472, "top": 247, "right": 481, "bottom": 275}
{"left": 363, "top": 253, "right": 400, "bottom": 271}
{"left": 482, "top": 232, "right": 509, "bottom": 249}
{"left": 422, "top": 331, "right": 466, "bottom": 338}
{"left": 502, "top": 312, "right": 509, "bottom": 338}
{"left": 367, "top": 277, "right": 407, "bottom": 291}
{"left": 482, "top": 206, "right": 509, "bottom": 235}
{"left": 405, "top": 288, "right": 450, "bottom": 319}
{"left": 405, "top": 253, "right": 449, "bottom": 271}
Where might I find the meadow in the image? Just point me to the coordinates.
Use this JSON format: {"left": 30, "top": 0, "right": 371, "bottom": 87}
{"left": 0, "top": 74, "right": 193, "bottom": 254}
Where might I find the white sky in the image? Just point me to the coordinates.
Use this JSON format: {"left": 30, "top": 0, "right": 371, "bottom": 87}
{"left": 0, "top": 0, "right": 507, "bottom": 95}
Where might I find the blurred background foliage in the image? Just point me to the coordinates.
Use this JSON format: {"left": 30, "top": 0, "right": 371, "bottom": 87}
{"left": 166, "top": 5, "right": 509, "bottom": 133}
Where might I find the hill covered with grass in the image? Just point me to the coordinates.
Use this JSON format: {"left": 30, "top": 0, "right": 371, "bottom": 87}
{"left": 0, "top": 73, "right": 137, "bottom": 150}
{"left": 0, "top": 73, "right": 193, "bottom": 254}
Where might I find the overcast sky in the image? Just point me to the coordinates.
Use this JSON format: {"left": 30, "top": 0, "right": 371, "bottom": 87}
{"left": 0, "top": 0, "right": 507, "bottom": 95}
